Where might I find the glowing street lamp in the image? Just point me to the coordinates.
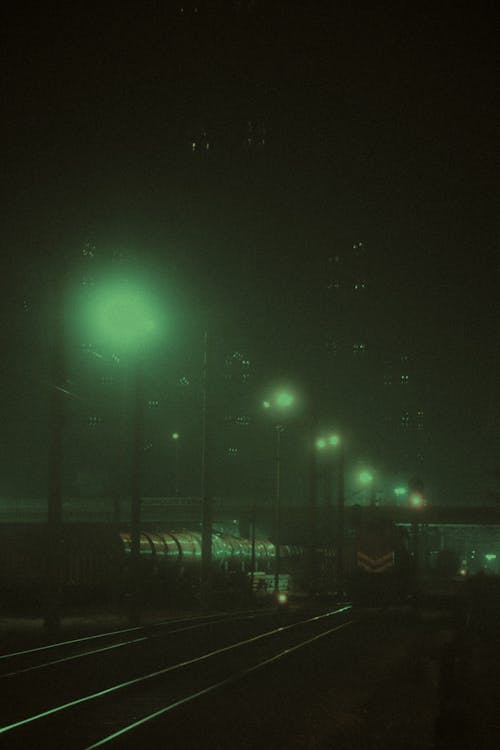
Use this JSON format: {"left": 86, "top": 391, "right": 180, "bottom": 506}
{"left": 262, "top": 389, "right": 296, "bottom": 603}
{"left": 409, "top": 492, "right": 425, "bottom": 509}
{"left": 315, "top": 432, "right": 344, "bottom": 595}
{"left": 83, "top": 276, "right": 162, "bottom": 626}
{"left": 171, "top": 432, "right": 180, "bottom": 497}
{"left": 85, "top": 279, "right": 161, "bottom": 354}
{"left": 358, "top": 470, "right": 373, "bottom": 485}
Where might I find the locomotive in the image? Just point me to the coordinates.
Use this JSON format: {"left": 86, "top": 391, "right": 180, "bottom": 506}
{"left": 348, "top": 508, "right": 413, "bottom": 604}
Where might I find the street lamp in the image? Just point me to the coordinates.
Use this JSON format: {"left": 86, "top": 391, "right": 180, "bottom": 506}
{"left": 83, "top": 276, "right": 162, "bottom": 626}
{"left": 358, "top": 469, "right": 375, "bottom": 505}
{"left": 316, "top": 433, "right": 345, "bottom": 596}
{"left": 262, "top": 390, "right": 295, "bottom": 603}
{"left": 394, "top": 486, "right": 408, "bottom": 501}
{"left": 171, "top": 432, "right": 180, "bottom": 497}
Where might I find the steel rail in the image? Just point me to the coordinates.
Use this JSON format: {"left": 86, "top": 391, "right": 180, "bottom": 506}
{"left": 85, "top": 619, "right": 356, "bottom": 749}
{"left": 0, "top": 610, "right": 269, "bottom": 680}
{"left": 0, "top": 605, "right": 352, "bottom": 738}
{"left": 0, "top": 607, "right": 270, "bottom": 662}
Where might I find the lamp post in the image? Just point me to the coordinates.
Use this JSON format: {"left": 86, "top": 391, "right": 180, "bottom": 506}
{"left": 171, "top": 432, "right": 180, "bottom": 497}
{"left": 316, "top": 434, "right": 344, "bottom": 595}
{"left": 200, "top": 329, "right": 214, "bottom": 613}
{"left": 44, "top": 272, "right": 65, "bottom": 636}
{"left": 358, "top": 469, "right": 375, "bottom": 505}
{"left": 249, "top": 499, "right": 257, "bottom": 601}
{"left": 83, "top": 277, "right": 161, "bottom": 626}
{"left": 263, "top": 390, "right": 295, "bottom": 604}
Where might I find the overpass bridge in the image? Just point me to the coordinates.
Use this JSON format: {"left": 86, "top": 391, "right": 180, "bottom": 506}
{"left": 2, "top": 496, "right": 500, "bottom": 532}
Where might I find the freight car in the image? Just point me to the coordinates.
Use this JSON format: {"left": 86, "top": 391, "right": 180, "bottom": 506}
{"left": 0, "top": 524, "right": 291, "bottom": 607}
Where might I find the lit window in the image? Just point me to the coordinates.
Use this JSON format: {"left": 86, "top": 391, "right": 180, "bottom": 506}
{"left": 82, "top": 242, "right": 95, "bottom": 258}
{"left": 236, "top": 415, "right": 251, "bottom": 426}
{"left": 148, "top": 400, "right": 159, "bottom": 408}
{"left": 353, "top": 343, "right": 367, "bottom": 356}
{"left": 228, "top": 447, "right": 239, "bottom": 456}
{"left": 400, "top": 374, "right": 409, "bottom": 384}
{"left": 416, "top": 409, "right": 424, "bottom": 430}
{"left": 326, "top": 338, "right": 337, "bottom": 356}
{"left": 179, "top": 376, "right": 190, "bottom": 387}
{"left": 88, "top": 415, "right": 102, "bottom": 427}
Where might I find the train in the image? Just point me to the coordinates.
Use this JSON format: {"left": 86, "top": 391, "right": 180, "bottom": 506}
{"left": 0, "top": 510, "right": 412, "bottom": 609}
{"left": 0, "top": 524, "right": 304, "bottom": 607}
{"left": 349, "top": 509, "right": 413, "bottom": 603}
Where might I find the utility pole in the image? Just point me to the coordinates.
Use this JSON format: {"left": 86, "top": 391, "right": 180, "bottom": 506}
{"left": 129, "top": 362, "right": 144, "bottom": 626}
{"left": 307, "top": 414, "right": 318, "bottom": 594}
{"left": 336, "top": 441, "right": 345, "bottom": 597}
{"left": 44, "top": 272, "right": 64, "bottom": 636}
{"left": 250, "top": 500, "right": 256, "bottom": 601}
{"left": 273, "top": 425, "right": 285, "bottom": 598}
{"left": 324, "top": 450, "right": 334, "bottom": 547}
{"left": 200, "top": 330, "right": 213, "bottom": 611}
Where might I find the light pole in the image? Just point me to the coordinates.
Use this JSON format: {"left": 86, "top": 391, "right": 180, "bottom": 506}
{"left": 263, "top": 389, "right": 295, "bottom": 604}
{"left": 83, "top": 277, "right": 161, "bottom": 626}
{"left": 171, "top": 432, "right": 180, "bottom": 497}
{"left": 358, "top": 469, "right": 375, "bottom": 504}
{"left": 249, "top": 499, "right": 257, "bottom": 601}
{"left": 200, "top": 329, "right": 214, "bottom": 612}
{"left": 273, "top": 423, "right": 284, "bottom": 599}
{"left": 316, "top": 434, "right": 344, "bottom": 595}
{"left": 44, "top": 271, "right": 65, "bottom": 636}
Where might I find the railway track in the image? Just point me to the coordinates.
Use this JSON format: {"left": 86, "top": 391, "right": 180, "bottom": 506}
{"left": 0, "top": 604, "right": 354, "bottom": 748}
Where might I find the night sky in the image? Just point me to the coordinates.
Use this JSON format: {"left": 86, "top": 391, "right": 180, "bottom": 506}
{"left": 2, "top": 2, "right": 499, "bottom": 504}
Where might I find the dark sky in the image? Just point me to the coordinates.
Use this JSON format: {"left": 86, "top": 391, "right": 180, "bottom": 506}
{"left": 2, "top": 1, "right": 499, "bottom": 500}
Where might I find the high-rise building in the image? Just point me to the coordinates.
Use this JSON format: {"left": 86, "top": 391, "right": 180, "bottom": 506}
{"left": 320, "top": 240, "right": 427, "bottom": 496}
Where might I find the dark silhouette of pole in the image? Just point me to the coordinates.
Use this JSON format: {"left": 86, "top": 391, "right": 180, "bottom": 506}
{"left": 273, "top": 425, "right": 283, "bottom": 599}
{"left": 336, "top": 442, "right": 345, "bottom": 596}
{"left": 44, "top": 273, "right": 64, "bottom": 636}
{"left": 324, "top": 451, "right": 334, "bottom": 546}
{"left": 250, "top": 500, "right": 256, "bottom": 601}
{"left": 307, "top": 415, "right": 318, "bottom": 594}
{"left": 129, "top": 362, "right": 144, "bottom": 626}
{"left": 174, "top": 440, "right": 179, "bottom": 497}
{"left": 200, "top": 330, "right": 212, "bottom": 611}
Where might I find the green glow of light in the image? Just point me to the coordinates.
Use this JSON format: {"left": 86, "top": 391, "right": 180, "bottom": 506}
{"left": 359, "top": 471, "right": 373, "bottom": 484}
{"left": 263, "top": 400, "right": 271, "bottom": 409}
{"left": 87, "top": 279, "right": 160, "bottom": 353}
{"left": 172, "top": 432, "right": 180, "bottom": 440}
{"left": 409, "top": 493, "right": 424, "bottom": 507}
{"left": 394, "top": 486, "right": 407, "bottom": 496}
{"left": 328, "top": 434, "right": 340, "bottom": 446}
{"left": 485, "top": 554, "right": 496, "bottom": 561}
{"left": 276, "top": 391, "right": 294, "bottom": 408}
{"left": 316, "top": 438, "right": 327, "bottom": 450}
